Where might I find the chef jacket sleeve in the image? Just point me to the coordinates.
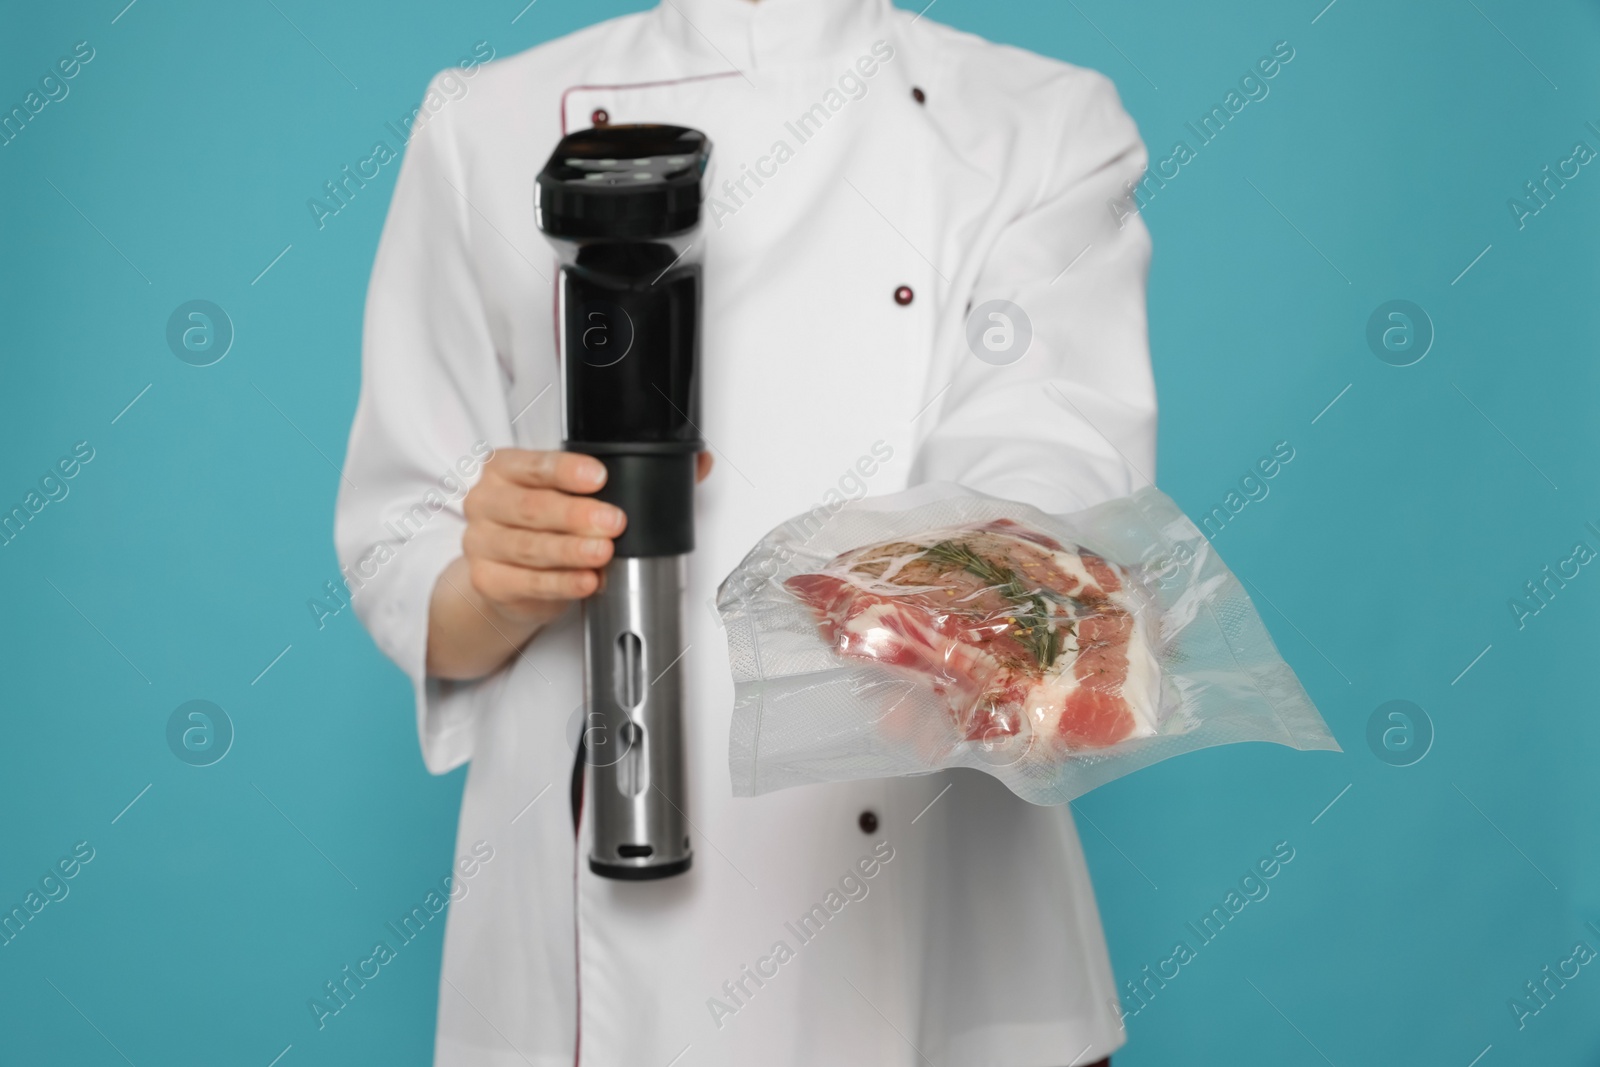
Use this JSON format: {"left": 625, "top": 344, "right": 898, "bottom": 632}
{"left": 335, "top": 74, "right": 513, "bottom": 775}
{"left": 909, "top": 71, "right": 1157, "bottom": 515}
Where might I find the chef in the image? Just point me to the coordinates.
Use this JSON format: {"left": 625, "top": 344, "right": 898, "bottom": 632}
{"left": 335, "top": 0, "right": 1158, "bottom": 1063}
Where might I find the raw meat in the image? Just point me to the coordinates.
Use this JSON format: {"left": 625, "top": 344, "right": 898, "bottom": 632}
{"left": 784, "top": 518, "right": 1159, "bottom": 756}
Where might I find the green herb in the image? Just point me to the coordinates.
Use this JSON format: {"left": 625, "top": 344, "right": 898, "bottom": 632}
{"left": 920, "top": 538, "right": 1071, "bottom": 671}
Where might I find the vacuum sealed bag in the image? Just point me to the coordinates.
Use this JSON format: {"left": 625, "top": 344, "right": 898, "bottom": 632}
{"left": 716, "top": 483, "right": 1339, "bottom": 805}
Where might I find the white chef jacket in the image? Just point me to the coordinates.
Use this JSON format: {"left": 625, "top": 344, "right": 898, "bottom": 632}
{"left": 335, "top": 0, "right": 1157, "bottom": 1064}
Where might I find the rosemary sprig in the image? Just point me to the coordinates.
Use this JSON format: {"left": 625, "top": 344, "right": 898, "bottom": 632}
{"left": 920, "top": 538, "right": 1069, "bottom": 671}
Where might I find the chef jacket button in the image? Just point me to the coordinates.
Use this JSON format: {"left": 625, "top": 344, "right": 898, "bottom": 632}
{"left": 591, "top": 108, "right": 610, "bottom": 127}
{"left": 893, "top": 285, "right": 914, "bottom": 306}
{"left": 911, "top": 86, "right": 926, "bottom": 104}
{"left": 858, "top": 810, "right": 879, "bottom": 834}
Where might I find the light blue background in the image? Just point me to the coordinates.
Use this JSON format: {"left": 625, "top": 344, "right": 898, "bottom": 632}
{"left": 2, "top": 0, "right": 1597, "bottom": 1064}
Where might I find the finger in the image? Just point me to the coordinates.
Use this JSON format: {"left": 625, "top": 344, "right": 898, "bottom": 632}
{"left": 484, "top": 449, "right": 608, "bottom": 494}
{"left": 696, "top": 451, "right": 714, "bottom": 483}
{"left": 465, "top": 522, "right": 614, "bottom": 570}
{"left": 470, "top": 558, "right": 600, "bottom": 603}
{"left": 472, "top": 485, "right": 626, "bottom": 537}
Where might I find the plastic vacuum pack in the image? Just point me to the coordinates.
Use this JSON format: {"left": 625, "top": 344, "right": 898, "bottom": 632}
{"left": 716, "top": 483, "right": 1339, "bottom": 805}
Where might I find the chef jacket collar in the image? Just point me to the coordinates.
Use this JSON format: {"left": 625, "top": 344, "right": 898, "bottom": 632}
{"left": 654, "top": 0, "right": 893, "bottom": 71}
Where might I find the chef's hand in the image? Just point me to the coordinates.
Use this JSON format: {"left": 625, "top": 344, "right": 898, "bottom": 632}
{"left": 426, "top": 448, "right": 712, "bottom": 679}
